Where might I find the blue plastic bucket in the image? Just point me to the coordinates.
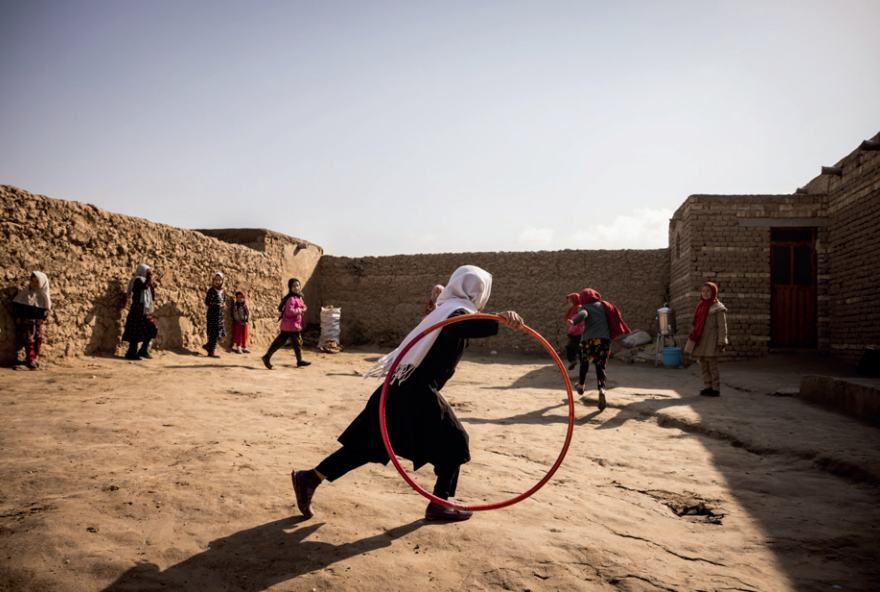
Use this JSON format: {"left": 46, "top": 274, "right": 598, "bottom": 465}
{"left": 662, "top": 347, "right": 682, "bottom": 368}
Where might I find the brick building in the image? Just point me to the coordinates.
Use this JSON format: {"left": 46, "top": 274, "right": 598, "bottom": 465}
{"left": 668, "top": 132, "right": 880, "bottom": 362}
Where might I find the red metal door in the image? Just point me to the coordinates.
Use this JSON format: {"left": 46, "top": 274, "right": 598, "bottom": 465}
{"left": 770, "top": 229, "right": 816, "bottom": 347}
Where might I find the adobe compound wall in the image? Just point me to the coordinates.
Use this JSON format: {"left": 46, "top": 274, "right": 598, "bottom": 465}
{"left": 317, "top": 250, "right": 670, "bottom": 355}
{"left": 195, "top": 228, "right": 323, "bottom": 325}
{"left": 5, "top": 130, "right": 875, "bottom": 366}
{"left": 0, "top": 186, "right": 285, "bottom": 365}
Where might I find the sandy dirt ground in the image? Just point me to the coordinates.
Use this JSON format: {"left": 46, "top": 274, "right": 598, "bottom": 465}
{"left": 1, "top": 342, "right": 879, "bottom": 592}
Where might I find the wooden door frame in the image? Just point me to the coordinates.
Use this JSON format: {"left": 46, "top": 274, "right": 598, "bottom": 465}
{"left": 770, "top": 228, "right": 817, "bottom": 347}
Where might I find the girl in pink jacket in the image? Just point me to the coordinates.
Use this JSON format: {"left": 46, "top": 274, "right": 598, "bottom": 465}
{"left": 262, "top": 278, "right": 311, "bottom": 369}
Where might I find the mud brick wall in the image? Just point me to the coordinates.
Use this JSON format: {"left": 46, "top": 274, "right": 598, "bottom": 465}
{"left": 821, "top": 132, "right": 880, "bottom": 363}
{"left": 195, "top": 228, "right": 323, "bottom": 325}
{"left": 669, "top": 194, "right": 827, "bottom": 360}
{"left": 668, "top": 130, "right": 880, "bottom": 363}
{"left": 317, "top": 249, "right": 669, "bottom": 355}
{"left": 0, "top": 186, "right": 285, "bottom": 365}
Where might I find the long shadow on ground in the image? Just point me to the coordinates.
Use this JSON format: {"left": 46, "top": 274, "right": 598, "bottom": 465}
{"left": 100, "top": 518, "right": 424, "bottom": 592}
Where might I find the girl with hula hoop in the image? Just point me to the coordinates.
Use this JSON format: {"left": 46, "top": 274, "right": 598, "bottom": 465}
{"left": 292, "top": 265, "right": 524, "bottom": 522}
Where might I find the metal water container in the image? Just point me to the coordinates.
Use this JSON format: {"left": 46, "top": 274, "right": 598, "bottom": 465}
{"left": 658, "top": 306, "right": 675, "bottom": 335}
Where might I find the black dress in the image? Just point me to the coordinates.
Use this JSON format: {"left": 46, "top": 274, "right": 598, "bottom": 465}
{"left": 205, "top": 288, "right": 227, "bottom": 339}
{"left": 122, "top": 281, "right": 158, "bottom": 343}
{"left": 338, "top": 310, "right": 499, "bottom": 471}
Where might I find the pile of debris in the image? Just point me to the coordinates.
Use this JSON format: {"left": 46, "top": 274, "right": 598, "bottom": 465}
{"left": 319, "top": 338, "right": 343, "bottom": 354}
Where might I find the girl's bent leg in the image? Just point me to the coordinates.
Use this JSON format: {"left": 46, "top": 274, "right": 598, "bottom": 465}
{"left": 294, "top": 446, "right": 372, "bottom": 519}
{"left": 595, "top": 362, "right": 608, "bottom": 410}
{"left": 432, "top": 463, "right": 461, "bottom": 500}
{"left": 426, "top": 462, "right": 472, "bottom": 521}
{"left": 595, "top": 364, "right": 607, "bottom": 391}
{"left": 264, "top": 331, "right": 290, "bottom": 360}
{"left": 577, "top": 360, "right": 590, "bottom": 394}
{"left": 315, "top": 446, "right": 372, "bottom": 482}
{"left": 565, "top": 336, "right": 580, "bottom": 364}
{"left": 291, "top": 331, "right": 304, "bottom": 363}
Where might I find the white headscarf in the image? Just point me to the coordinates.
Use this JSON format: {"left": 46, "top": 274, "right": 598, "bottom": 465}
{"left": 212, "top": 272, "right": 224, "bottom": 291}
{"left": 364, "top": 265, "right": 493, "bottom": 385}
{"left": 126, "top": 264, "right": 154, "bottom": 314}
{"left": 127, "top": 264, "right": 150, "bottom": 296}
{"left": 13, "top": 271, "right": 51, "bottom": 310}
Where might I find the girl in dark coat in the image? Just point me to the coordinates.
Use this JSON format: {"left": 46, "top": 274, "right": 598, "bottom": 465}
{"left": 11, "top": 271, "right": 51, "bottom": 369}
{"left": 122, "top": 264, "right": 158, "bottom": 360}
{"left": 292, "top": 265, "right": 524, "bottom": 522}
{"left": 203, "top": 272, "right": 227, "bottom": 358}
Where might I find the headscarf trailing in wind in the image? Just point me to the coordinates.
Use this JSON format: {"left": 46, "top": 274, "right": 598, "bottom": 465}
{"left": 364, "top": 265, "right": 492, "bottom": 386}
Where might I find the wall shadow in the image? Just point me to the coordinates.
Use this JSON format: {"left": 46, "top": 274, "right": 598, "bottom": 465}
{"left": 100, "top": 518, "right": 424, "bottom": 592}
{"left": 85, "top": 279, "right": 128, "bottom": 355}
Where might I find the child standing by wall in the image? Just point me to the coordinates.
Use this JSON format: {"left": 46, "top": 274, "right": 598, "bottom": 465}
{"left": 685, "top": 282, "right": 728, "bottom": 396}
{"left": 11, "top": 271, "right": 51, "bottom": 369}
{"left": 231, "top": 290, "right": 250, "bottom": 354}
{"left": 122, "top": 264, "right": 158, "bottom": 360}
{"left": 262, "top": 278, "right": 310, "bottom": 369}
{"left": 204, "top": 272, "right": 227, "bottom": 358}
{"left": 424, "top": 284, "right": 445, "bottom": 316}
{"left": 564, "top": 293, "right": 583, "bottom": 371}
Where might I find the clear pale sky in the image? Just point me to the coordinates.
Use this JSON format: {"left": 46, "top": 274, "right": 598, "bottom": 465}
{"left": 2, "top": 1, "right": 878, "bottom": 256}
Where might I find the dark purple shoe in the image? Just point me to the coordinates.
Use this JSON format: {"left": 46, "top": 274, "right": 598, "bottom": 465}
{"left": 425, "top": 502, "right": 473, "bottom": 522}
{"left": 292, "top": 470, "right": 318, "bottom": 519}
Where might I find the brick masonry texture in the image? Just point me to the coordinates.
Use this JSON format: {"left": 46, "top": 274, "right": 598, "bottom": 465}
{"left": 316, "top": 250, "right": 669, "bottom": 355}
{"left": 668, "top": 131, "right": 880, "bottom": 362}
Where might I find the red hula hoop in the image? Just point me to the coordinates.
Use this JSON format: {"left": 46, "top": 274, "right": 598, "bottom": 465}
{"left": 379, "top": 313, "right": 575, "bottom": 512}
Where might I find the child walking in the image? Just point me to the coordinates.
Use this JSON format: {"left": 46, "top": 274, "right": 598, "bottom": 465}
{"left": 290, "top": 265, "right": 524, "bottom": 522}
{"left": 122, "top": 264, "right": 158, "bottom": 360}
{"left": 262, "top": 278, "right": 310, "bottom": 369}
{"left": 568, "top": 288, "right": 630, "bottom": 411}
{"left": 564, "top": 293, "right": 583, "bottom": 371}
{"left": 231, "top": 290, "right": 250, "bottom": 354}
{"left": 204, "top": 272, "right": 227, "bottom": 358}
{"left": 685, "top": 282, "right": 728, "bottom": 396}
{"left": 11, "top": 271, "right": 51, "bottom": 369}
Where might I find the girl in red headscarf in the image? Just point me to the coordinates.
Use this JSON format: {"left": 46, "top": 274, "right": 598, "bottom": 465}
{"left": 564, "top": 293, "right": 583, "bottom": 371}
{"left": 685, "top": 282, "right": 728, "bottom": 396}
{"left": 567, "top": 288, "right": 630, "bottom": 411}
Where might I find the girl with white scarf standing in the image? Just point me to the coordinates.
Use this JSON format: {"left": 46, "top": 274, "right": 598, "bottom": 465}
{"left": 122, "top": 264, "right": 158, "bottom": 360}
{"left": 291, "top": 265, "right": 524, "bottom": 522}
{"left": 11, "top": 271, "right": 51, "bottom": 369}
